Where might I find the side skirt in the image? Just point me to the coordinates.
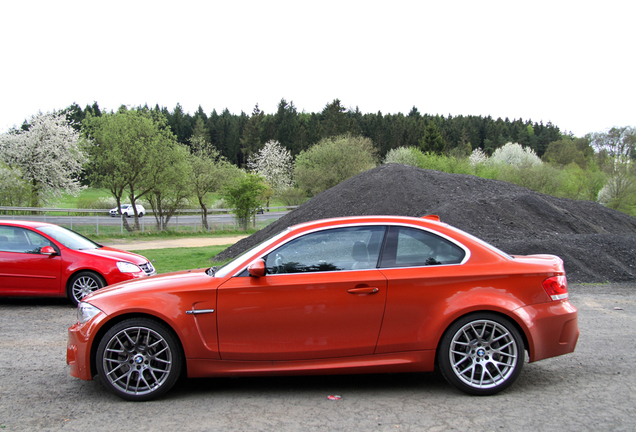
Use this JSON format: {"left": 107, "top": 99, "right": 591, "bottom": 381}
{"left": 186, "top": 350, "right": 436, "bottom": 378}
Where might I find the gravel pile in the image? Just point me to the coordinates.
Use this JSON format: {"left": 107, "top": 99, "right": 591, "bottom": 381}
{"left": 216, "top": 164, "right": 636, "bottom": 283}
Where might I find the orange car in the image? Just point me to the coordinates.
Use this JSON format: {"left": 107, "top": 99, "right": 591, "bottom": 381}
{"left": 67, "top": 216, "right": 578, "bottom": 401}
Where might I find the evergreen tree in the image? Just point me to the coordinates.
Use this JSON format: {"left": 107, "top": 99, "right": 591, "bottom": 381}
{"left": 321, "top": 99, "right": 350, "bottom": 137}
{"left": 240, "top": 104, "right": 264, "bottom": 163}
{"left": 420, "top": 122, "right": 446, "bottom": 154}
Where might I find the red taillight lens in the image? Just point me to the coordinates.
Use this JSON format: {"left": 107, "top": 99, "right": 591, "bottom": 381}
{"left": 542, "top": 275, "right": 569, "bottom": 301}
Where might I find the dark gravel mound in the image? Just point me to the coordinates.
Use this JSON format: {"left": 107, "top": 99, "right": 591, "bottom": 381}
{"left": 216, "top": 164, "right": 636, "bottom": 283}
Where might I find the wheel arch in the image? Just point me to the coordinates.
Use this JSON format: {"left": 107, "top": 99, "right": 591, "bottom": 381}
{"left": 88, "top": 312, "right": 187, "bottom": 380}
{"left": 65, "top": 269, "right": 106, "bottom": 291}
{"left": 434, "top": 309, "right": 530, "bottom": 368}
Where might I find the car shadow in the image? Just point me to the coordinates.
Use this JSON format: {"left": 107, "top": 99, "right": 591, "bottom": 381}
{"left": 171, "top": 371, "right": 450, "bottom": 399}
{"left": 0, "top": 297, "right": 72, "bottom": 307}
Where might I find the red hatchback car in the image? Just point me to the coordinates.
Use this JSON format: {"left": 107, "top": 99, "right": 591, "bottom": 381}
{"left": 0, "top": 220, "right": 156, "bottom": 305}
{"left": 67, "top": 216, "right": 579, "bottom": 401}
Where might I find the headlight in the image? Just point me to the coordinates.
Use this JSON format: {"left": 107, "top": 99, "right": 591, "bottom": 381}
{"left": 117, "top": 261, "right": 142, "bottom": 273}
{"left": 77, "top": 302, "right": 102, "bottom": 324}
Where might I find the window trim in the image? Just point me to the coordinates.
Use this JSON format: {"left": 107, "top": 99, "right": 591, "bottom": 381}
{"left": 232, "top": 222, "right": 472, "bottom": 277}
{"left": 379, "top": 225, "right": 470, "bottom": 269}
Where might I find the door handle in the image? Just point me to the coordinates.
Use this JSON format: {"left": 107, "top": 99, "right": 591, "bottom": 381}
{"left": 347, "top": 287, "right": 379, "bottom": 294}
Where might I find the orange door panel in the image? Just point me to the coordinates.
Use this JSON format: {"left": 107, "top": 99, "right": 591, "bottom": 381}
{"left": 217, "top": 270, "right": 388, "bottom": 361}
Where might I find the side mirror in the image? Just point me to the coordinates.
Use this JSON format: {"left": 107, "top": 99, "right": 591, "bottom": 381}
{"left": 247, "top": 259, "right": 266, "bottom": 278}
{"left": 40, "top": 246, "right": 57, "bottom": 256}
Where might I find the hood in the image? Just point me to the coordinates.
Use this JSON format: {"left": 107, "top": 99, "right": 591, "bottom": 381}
{"left": 77, "top": 246, "right": 149, "bottom": 264}
{"left": 83, "top": 268, "right": 222, "bottom": 307}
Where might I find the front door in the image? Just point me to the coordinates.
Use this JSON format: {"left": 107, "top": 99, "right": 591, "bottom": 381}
{"left": 0, "top": 226, "right": 61, "bottom": 295}
{"left": 217, "top": 225, "right": 388, "bottom": 361}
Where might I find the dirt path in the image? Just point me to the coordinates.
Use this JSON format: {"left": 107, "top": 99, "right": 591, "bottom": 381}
{"left": 102, "top": 236, "right": 247, "bottom": 251}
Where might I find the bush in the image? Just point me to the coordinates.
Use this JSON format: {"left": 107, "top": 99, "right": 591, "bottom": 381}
{"left": 277, "top": 187, "right": 307, "bottom": 207}
{"left": 496, "top": 163, "right": 563, "bottom": 196}
{"left": 414, "top": 152, "right": 473, "bottom": 174}
{"left": 223, "top": 173, "right": 267, "bottom": 230}
{"left": 294, "top": 134, "right": 377, "bottom": 196}
{"left": 0, "top": 164, "right": 30, "bottom": 207}
{"left": 598, "top": 172, "right": 636, "bottom": 214}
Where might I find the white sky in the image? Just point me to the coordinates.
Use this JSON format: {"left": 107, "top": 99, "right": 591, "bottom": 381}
{"left": 1, "top": 0, "right": 633, "bottom": 137}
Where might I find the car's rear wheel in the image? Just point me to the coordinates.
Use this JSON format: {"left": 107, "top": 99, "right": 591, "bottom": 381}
{"left": 67, "top": 271, "right": 105, "bottom": 306}
{"left": 438, "top": 313, "right": 524, "bottom": 395}
{"left": 96, "top": 318, "right": 182, "bottom": 401}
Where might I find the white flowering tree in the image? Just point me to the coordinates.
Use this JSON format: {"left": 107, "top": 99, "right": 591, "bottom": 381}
{"left": 469, "top": 143, "right": 542, "bottom": 168}
{"left": 247, "top": 140, "right": 293, "bottom": 208}
{"left": 490, "top": 142, "right": 542, "bottom": 167}
{"left": 0, "top": 112, "right": 87, "bottom": 207}
{"left": 468, "top": 148, "right": 489, "bottom": 166}
{"left": 383, "top": 147, "right": 421, "bottom": 166}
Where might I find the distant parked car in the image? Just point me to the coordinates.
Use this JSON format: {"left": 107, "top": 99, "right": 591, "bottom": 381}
{"left": 0, "top": 221, "right": 156, "bottom": 305}
{"left": 109, "top": 204, "right": 145, "bottom": 217}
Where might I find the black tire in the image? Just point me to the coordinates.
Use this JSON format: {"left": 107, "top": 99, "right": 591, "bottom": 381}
{"left": 96, "top": 318, "right": 183, "bottom": 401}
{"left": 138, "top": 212, "right": 144, "bottom": 217}
{"left": 67, "top": 271, "right": 105, "bottom": 306}
{"left": 438, "top": 312, "right": 524, "bottom": 396}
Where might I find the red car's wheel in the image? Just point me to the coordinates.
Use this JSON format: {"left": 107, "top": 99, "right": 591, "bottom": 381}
{"left": 67, "top": 271, "right": 105, "bottom": 306}
{"left": 438, "top": 313, "right": 524, "bottom": 395}
{"left": 96, "top": 318, "right": 183, "bottom": 401}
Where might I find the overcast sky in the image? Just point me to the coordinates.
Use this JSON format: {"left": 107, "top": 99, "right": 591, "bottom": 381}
{"left": 1, "top": 0, "right": 633, "bottom": 137}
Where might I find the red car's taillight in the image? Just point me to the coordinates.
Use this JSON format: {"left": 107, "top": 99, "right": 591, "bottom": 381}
{"left": 543, "top": 275, "right": 569, "bottom": 301}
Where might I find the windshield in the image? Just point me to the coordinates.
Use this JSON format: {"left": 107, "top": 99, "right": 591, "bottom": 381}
{"left": 38, "top": 225, "right": 101, "bottom": 250}
{"left": 214, "top": 229, "right": 291, "bottom": 278}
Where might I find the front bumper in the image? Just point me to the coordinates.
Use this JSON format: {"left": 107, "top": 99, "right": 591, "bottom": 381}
{"left": 67, "top": 312, "right": 108, "bottom": 380}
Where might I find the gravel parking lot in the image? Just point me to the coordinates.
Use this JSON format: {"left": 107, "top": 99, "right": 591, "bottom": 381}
{"left": 1, "top": 283, "right": 634, "bottom": 432}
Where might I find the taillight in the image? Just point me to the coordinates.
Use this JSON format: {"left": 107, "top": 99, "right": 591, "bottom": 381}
{"left": 542, "top": 275, "right": 569, "bottom": 301}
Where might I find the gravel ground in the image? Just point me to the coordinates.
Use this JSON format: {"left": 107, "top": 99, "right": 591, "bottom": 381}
{"left": 215, "top": 164, "right": 636, "bottom": 283}
{"left": 0, "top": 283, "right": 634, "bottom": 432}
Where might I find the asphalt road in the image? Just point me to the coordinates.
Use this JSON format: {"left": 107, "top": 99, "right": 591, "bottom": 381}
{"left": 0, "top": 283, "right": 634, "bottom": 431}
{"left": 0, "top": 212, "right": 289, "bottom": 227}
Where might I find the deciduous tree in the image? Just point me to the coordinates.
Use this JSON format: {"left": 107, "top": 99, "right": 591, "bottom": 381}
{"left": 188, "top": 136, "right": 242, "bottom": 229}
{"left": 83, "top": 108, "right": 182, "bottom": 231}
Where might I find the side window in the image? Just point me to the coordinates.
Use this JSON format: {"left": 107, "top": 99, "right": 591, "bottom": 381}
{"left": 264, "top": 226, "right": 386, "bottom": 274}
{"left": 380, "top": 226, "right": 465, "bottom": 268}
{"left": 0, "top": 227, "right": 54, "bottom": 254}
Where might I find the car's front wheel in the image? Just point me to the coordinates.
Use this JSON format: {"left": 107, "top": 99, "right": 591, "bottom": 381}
{"left": 438, "top": 313, "right": 524, "bottom": 396}
{"left": 96, "top": 318, "right": 183, "bottom": 401}
{"left": 67, "top": 271, "right": 105, "bottom": 306}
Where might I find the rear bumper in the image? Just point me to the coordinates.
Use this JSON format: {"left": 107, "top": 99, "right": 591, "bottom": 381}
{"left": 514, "top": 299, "right": 579, "bottom": 362}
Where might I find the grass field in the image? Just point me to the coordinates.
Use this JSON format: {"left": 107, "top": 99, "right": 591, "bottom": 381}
{"left": 51, "top": 188, "right": 112, "bottom": 208}
{"left": 130, "top": 245, "right": 230, "bottom": 273}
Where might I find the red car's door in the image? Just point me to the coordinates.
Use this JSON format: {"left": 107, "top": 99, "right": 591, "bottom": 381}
{"left": 217, "top": 269, "right": 387, "bottom": 361}
{"left": 217, "top": 225, "right": 389, "bottom": 361}
{"left": 0, "top": 226, "right": 61, "bottom": 295}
